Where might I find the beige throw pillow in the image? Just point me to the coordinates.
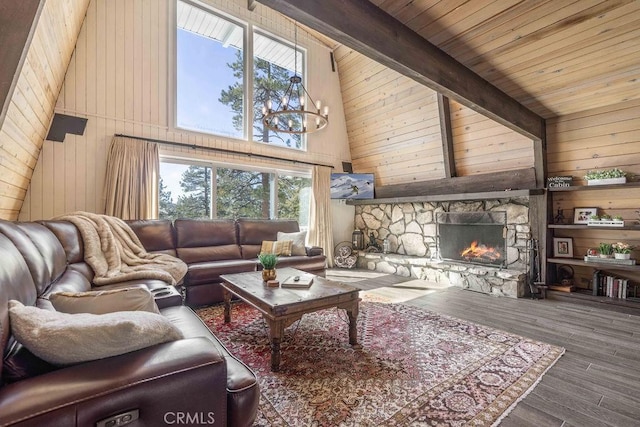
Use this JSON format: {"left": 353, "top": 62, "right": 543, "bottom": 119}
{"left": 49, "top": 287, "right": 160, "bottom": 314}
{"left": 260, "top": 240, "right": 293, "bottom": 256}
{"left": 8, "top": 300, "right": 183, "bottom": 365}
{"left": 277, "top": 230, "right": 307, "bottom": 256}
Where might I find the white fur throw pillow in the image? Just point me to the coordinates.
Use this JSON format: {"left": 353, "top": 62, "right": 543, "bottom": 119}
{"left": 277, "top": 230, "right": 307, "bottom": 256}
{"left": 8, "top": 300, "right": 183, "bottom": 365}
{"left": 49, "top": 287, "right": 160, "bottom": 315}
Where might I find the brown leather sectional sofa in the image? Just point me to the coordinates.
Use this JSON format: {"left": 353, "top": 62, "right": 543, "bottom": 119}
{"left": 127, "top": 218, "right": 327, "bottom": 307}
{"left": 0, "top": 219, "right": 260, "bottom": 426}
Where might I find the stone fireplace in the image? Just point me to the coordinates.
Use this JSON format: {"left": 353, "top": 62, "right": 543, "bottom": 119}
{"left": 353, "top": 198, "right": 531, "bottom": 298}
{"left": 437, "top": 211, "right": 507, "bottom": 267}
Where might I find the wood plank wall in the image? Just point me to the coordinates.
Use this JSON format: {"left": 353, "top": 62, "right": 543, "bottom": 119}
{"left": 334, "top": 45, "right": 445, "bottom": 186}
{"left": 547, "top": 99, "right": 640, "bottom": 290}
{"left": 334, "top": 45, "right": 535, "bottom": 185}
{"left": 0, "top": 0, "right": 89, "bottom": 220}
{"left": 449, "top": 100, "right": 535, "bottom": 176}
{"left": 18, "top": 0, "right": 351, "bottom": 221}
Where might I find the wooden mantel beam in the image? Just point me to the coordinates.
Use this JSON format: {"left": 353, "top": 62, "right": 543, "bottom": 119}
{"left": 256, "top": 0, "right": 544, "bottom": 141}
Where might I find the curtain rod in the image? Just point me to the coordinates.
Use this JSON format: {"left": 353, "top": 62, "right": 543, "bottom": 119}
{"left": 114, "top": 134, "right": 334, "bottom": 169}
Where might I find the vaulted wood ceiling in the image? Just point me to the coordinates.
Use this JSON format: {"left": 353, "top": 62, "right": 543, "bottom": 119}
{"left": 370, "top": 0, "right": 639, "bottom": 119}
{"left": 265, "top": 0, "right": 640, "bottom": 121}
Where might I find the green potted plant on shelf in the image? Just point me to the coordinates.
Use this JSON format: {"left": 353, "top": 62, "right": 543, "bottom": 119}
{"left": 587, "top": 213, "right": 625, "bottom": 227}
{"left": 612, "top": 242, "right": 634, "bottom": 260}
{"left": 583, "top": 168, "right": 627, "bottom": 186}
{"left": 258, "top": 253, "right": 278, "bottom": 282}
{"left": 598, "top": 242, "right": 614, "bottom": 258}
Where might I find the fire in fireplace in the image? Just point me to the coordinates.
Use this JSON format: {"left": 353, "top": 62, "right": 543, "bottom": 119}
{"left": 436, "top": 212, "right": 507, "bottom": 267}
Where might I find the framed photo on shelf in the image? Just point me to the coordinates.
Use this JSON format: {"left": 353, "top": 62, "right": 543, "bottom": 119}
{"left": 553, "top": 237, "right": 574, "bottom": 258}
{"left": 573, "top": 207, "right": 597, "bottom": 224}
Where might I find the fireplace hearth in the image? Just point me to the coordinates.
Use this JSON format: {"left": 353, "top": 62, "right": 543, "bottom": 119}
{"left": 436, "top": 212, "right": 507, "bottom": 267}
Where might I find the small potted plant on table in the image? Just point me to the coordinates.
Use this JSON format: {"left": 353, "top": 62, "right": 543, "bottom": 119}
{"left": 612, "top": 242, "right": 634, "bottom": 260}
{"left": 258, "top": 253, "right": 278, "bottom": 282}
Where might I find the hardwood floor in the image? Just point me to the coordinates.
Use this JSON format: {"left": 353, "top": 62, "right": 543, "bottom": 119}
{"left": 326, "top": 269, "right": 640, "bottom": 427}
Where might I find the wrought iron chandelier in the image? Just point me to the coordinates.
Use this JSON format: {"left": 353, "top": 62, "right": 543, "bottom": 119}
{"left": 261, "top": 25, "right": 328, "bottom": 135}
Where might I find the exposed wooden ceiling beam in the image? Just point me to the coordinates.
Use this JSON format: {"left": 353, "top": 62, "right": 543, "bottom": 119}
{"left": 437, "top": 94, "right": 456, "bottom": 178}
{"left": 256, "top": 0, "right": 544, "bottom": 141}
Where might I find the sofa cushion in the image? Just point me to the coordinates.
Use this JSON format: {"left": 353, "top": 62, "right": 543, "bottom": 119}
{"left": 260, "top": 240, "right": 292, "bottom": 256}
{"left": 0, "top": 221, "right": 66, "bottom": 296}
{"left": 185, "top": 260, "right": 257, "bottom": 286}
{"left": 9, "top": 300, "right": 183, "bottom": 365}
{"left": 0, "top": 232, "right": 39, "bottom": 382}
{"left": 127, "top": 219, "right": 177, "bottom": 256}
{"left": 2, "top": 341, "right": 58, "bottom": 383}
{"left": 237, "top": 219, "right": 299, "bottom": 259}
{"left": 17, "top": 223, "right": 69, "bottom": 291}
{"left": 39, "top": 220, "right": 85, "bottom": 264}
{"left": 263, "top": 255, "right": 327, "bottom": 271}
{"left": 49, "top": 287, "right": 160, "bottom": 315}
{"left": 277, "top": 230, "right": 307, "bottom": 256}
{"left": 175, "top": 219, "right": 241, "bottom": 263}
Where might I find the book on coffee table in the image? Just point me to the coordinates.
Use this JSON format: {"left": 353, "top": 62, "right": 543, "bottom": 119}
{"left": 281, "top": 274, "right": 314, "bottom": 288}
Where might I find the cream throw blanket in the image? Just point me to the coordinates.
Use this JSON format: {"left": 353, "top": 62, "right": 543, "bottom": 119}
{"left": 56, "top": 212, "right": 187, "bottom": 286}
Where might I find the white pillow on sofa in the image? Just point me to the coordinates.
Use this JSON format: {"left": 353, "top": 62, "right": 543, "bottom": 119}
{"left": 277, "top": 230, "right": 307, "bottom": 256}
{"left": 8, "top": 300, "right": 183, "bottom": 365}
{"left": 49, "top": 287, "right": 160, "bottom": 314}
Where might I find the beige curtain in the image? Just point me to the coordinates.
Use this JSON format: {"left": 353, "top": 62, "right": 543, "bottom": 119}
{"left": 104, "top": 136, "right": 159, "bottom": 220}
{"left": 309, "top": 165, "right": 334, "bottom": 267}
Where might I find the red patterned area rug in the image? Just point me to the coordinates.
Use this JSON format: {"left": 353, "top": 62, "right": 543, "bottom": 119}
{"left": 196, "top": 301, "right": 564, "bottom": 426}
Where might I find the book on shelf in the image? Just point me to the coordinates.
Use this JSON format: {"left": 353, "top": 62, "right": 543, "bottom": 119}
{"left": 591, "top": 270, "right": 629, "bottom": 299}
{"left": 281, "top": 274, "right": 314, "bottom": 288}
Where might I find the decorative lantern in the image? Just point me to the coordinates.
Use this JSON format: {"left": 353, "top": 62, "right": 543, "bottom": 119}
{"left": 351, "top": 229, "right": 364, "bottom": 250}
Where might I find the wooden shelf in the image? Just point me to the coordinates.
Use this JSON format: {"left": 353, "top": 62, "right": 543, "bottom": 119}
{"left": 548, "top": 182, "right": 640, "bottom": 192}
{"left": 345, "top": 188, "right": 544, "bottom": 205}
{"left": 548, "top": 257, "right": 640, "bottom": 271}
{"left": 549, "top": 224, "right": 640, "bottom": 230}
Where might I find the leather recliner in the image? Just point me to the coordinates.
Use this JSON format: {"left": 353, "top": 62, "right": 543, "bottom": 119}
{"left": 0, "top": 219, "right": 259, "bottom": 427}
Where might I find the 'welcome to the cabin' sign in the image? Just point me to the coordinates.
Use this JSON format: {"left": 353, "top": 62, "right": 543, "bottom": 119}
{"left": 547, "top": 176, "right": 573, "bottom": 189}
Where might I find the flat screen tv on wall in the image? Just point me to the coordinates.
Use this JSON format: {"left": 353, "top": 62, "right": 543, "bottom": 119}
{"left": 330, "top": 173, "right": 374, "bottom": 199}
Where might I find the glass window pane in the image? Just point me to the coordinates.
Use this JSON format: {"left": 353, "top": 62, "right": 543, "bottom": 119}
{"left": 159, "top": 162, "right": 212, "bottom": 220}
{"left": 161, "top": 160, "right": 311, "bottom": 224}
{"left": 176, "top": 1, "right": 244, "bottom": 138}
{"left": 278, "top": 175, "right": 311, "bottom": 228}
{"left": 216, "top": 168, "right": 274, "bottom": 219}
{"left": 253, "top": 32, "right": 304, "bottom": 149}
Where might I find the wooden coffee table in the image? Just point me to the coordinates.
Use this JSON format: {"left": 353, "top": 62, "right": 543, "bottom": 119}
{"left": 220, "top": 267, "right": 360, "bottom": 371}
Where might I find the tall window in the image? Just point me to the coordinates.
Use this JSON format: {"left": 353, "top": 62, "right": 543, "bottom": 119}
{"left": 175, "top": 1, "right": 306, "bottom": 150}
{"left": 160, "top": 159, "right": 311, "bottom": 227}
{"left": 252, "top": 31, "right": 304, "bottom": 149}
{"left": 176, "top": 1, "right": 244, "bottom": 138}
